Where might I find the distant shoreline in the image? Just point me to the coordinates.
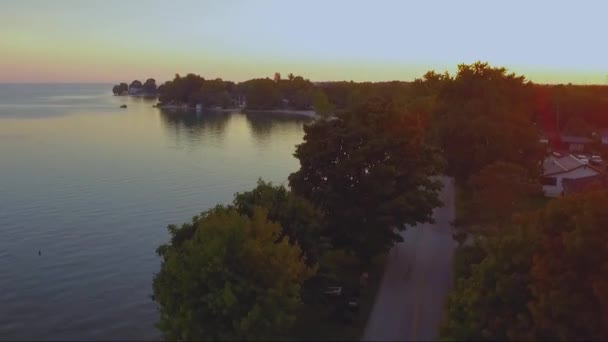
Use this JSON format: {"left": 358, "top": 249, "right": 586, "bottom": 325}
{"left": 155, "top": 105, "right": 317, "bottom": 118}
{"left": 243, "top": 109, "right": 316, "bottom": 118}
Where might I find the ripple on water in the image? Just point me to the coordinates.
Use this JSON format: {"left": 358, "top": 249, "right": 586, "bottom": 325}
{"left": 0, "top": 87, "right": 306, "bottom": 340}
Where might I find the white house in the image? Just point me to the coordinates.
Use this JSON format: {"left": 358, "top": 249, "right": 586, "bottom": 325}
{"left": 560, "top": 135, "right": 594, "bottom": 152}
{"left": 542, "top": 154, "right": 603, "bottom": 197}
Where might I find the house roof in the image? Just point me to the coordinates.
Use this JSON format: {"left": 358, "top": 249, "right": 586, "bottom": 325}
{"left": 544, "top": 155, "right": 584, "bottom": 175}
{"left": 560, "top": 135, "right": 593, "bottom": 144}
{"left": 543, "top": 154, "right": 602, "bottom": 176}
{"left": 563, "top": 174, "right": 608, "bottom": 194}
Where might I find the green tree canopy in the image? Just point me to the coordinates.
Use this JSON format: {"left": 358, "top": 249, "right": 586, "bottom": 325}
{"left": 562, "top": 116, "right": 592, "bottom": 137}
{"left": 441, "top": 225, "right": 537, "bottom": 341}
{"left": 289, "top": 97, "right": 443, "bottom": 263}
{"left": 312, "top": 89, "right": 333, "bottom": 117}
{"left": 129, "top": 79, "right": 143, "bottom": 90}
{"left": 241, "top": 78, "right": 281, "bottom": 110}
{"left": 143, "top": 78, "right": 157, "bottom": 93}
{"left": 433, "top": 62, "right": 543, "bottom": 183}
{"left": 528, "top": 191, "right": 608, "bottom": 340}
{"left": 453, "top": 161, "right": 542, "bottom": 241}
{"left": 233, "top": 179, "right": 328, "bottom": 266}
{"left": 158, "top": 73, "right": 206, "bottom": 105}
{"left": 112, "top": 82, "right": 128, "bottom": 95}
{"left": 443, "top": 190, "right": 608, "bottom": 341}
{"left": 152, "top": 205, "right": 315, "bottom": 340}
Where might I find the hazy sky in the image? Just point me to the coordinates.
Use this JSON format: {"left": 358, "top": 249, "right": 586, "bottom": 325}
{"left": 1, "top": 0, "right": 607, "bottom": 84}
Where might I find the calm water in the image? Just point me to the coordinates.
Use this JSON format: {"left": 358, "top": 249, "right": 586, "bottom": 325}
{"left": 0, "top": 84, "right": 309, "bottom": 340}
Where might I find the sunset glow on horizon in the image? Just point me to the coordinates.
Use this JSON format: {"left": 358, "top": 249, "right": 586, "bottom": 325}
{"left": 1, "top": 0, "right": 607, "bottom": 84}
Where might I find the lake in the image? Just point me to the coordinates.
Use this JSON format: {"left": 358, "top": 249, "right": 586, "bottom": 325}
{"left": 0, "top": 84, "right": 310, "bottom": 340}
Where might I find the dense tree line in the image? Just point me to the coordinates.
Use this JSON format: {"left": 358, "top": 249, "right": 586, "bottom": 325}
{"left": 157, "top": 74, "right": 236, "bottom": 108}
{"left": 152, "top": 93, "right": 443, "bottom": 339}
{"left": 112, "top": 78, "right": 157, "bottom": 95}
{"left": 150, "top": 62, "right": 608, "bottom": 340}
{"left": 541, "top": 84, "right": 608, "bottom": 131}
{"left": 434, "top": 63, "right": 607, "bottom": 340}
{"left": 116, "top": 70, "right": 608, "bottom": 128}
{"left": 442, "top": 190, "right": 608, "bottom": 341}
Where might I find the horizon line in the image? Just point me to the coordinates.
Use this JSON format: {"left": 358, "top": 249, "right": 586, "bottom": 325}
{"left": 2, "top": 79, "right": 608, "bottom": 86}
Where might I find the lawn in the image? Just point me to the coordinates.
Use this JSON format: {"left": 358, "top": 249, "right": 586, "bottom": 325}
{"left": 287, "top": 251, "right": 387, "bottom": 340}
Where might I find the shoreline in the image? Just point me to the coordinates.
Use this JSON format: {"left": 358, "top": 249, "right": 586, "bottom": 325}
{"left": 155, "top": 106, "right": 317, "bottom": 118}
{"left": 243, "top": 109, "right": 316, "bottom": 118}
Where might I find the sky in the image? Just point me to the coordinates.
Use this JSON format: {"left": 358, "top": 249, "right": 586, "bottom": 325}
{"left": 1, "top": 0, "right": 607, "bottom": 84}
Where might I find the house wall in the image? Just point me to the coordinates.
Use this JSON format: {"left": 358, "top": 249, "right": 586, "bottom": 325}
{"left": 543, "top": 166, "right": 600, "bottom": 197}
{"left": 568, "top": 143, "right": 586, "bottom": 152}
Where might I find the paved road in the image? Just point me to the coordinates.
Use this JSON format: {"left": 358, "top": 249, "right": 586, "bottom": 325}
{"left": 362, "top": 177, "right": 456, "bottom": 341}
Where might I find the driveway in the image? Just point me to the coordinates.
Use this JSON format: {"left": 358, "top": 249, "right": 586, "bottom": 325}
{"left": 362, "top": 176, "right": 456, "bottom": 341}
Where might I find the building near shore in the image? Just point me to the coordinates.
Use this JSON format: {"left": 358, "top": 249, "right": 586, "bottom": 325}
{"left": 542, "top": 154, "right": 604, "bottom": 197}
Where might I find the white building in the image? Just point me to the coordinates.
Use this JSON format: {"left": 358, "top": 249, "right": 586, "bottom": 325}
{"left": 542, "top": 154, "right": 602, "bottom": 197}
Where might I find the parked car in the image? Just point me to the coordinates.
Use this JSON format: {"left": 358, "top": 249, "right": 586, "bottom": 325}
{"left": 591, "top": 155, "right": 603, "bottom": 165}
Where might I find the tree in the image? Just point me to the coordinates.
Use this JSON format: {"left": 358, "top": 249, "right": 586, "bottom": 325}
{"left": 562, "top": 116, "right": 592, "bottom": 137}
{"left": 152, "top": 205, "right": 315, "bottom": 340}
{"left": 441, "top": 225, "right": 538, "bottom": 341}
{"left": 312, "top": 89, "right": 334, "bottom": 117}
{"left": 442, "top": 190, "right": 608, "bottom": 341}
{"left": 454, "top": 161, "right": 542, "bottom": 240}
{"left": 143, "top": 78, "right": 157, "bottom": 94}
{"left": 112, "top": 82, "right": 128, "bottom": 95}
{"left": 158, "top": 73, "right": 206, "bottom": 105}
{"left": 527, "top": 191, "right": 608, "bottom": 340}
{"left": 129, "top": 80, "right": 143, "bottom": 90}
{"left": 233, "top": 179, "right": 328, "bottom": 266}
{"left": 287, "top": 76, "right": 314, "bottom": 109}
{"left": 243, "top": 78, "right": 281, "bottom": 110}
{"left": 232, "top": 180, "right": 332, "bottom": 305}
{"left": 312, "top": 89, "right": 333, "bottom": 117}
{"left": 433, "top": 62, "right": 543, "bottom": 183}
{"left": 289, "top": 97, "right": 443, "bottom": 263}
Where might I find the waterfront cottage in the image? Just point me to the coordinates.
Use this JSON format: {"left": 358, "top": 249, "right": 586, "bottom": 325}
{"left": 541, "top": 154, "right": 603, "bottom": 197}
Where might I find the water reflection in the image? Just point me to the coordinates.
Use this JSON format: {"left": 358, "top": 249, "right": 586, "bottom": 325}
{"left": 245, "top": 112, "right": 311, "bottom": 147}
{"left": 159, "top": 109, "right": 312, "bottom": 150}
{"left": 0, "top": 85, "right": 310, "bottom": 340}
{"left": 130, "top": 96, "right": 158, "bottom": 103}
{"left": 159, "top": 109, "right": 231, "bottom": 149}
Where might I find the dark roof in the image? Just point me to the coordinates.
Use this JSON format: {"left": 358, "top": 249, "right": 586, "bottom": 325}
{"left": 562, "top": 175, "right": 608, "bottom": 195}
{"left": 544, "top": 155, "right": 586, "bottom": 175}
{"left": 543, "top": 154, "right": 604, "bottom": 176}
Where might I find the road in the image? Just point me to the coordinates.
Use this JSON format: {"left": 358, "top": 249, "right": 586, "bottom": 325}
{"left": 362, "top": 177, "right": 457, "bottom": 341}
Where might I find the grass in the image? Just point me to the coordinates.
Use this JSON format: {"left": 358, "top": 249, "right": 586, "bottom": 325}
{"left": 288, "top": 251, "right": 387, "bottom": 340}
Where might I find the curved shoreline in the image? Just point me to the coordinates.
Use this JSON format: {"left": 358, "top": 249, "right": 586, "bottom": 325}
{"left": 155, "top": 106, "right": 317, "bottom": 118}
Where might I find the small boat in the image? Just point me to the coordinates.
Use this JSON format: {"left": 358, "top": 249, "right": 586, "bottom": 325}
{"left": 120, "top": 104, "right": 127, "bottom": 108}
